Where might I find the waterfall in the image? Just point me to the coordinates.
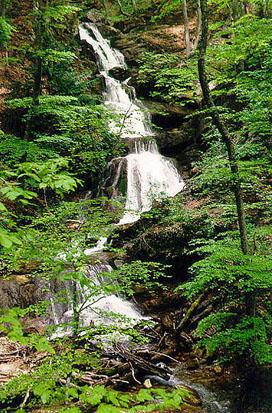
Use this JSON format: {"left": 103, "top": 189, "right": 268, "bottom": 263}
{"left": 120, "top": 140, "right": 184, "bottom": 224}
{"left": 50, "top": 263, "right": 144, "bottom": 339}
{"left": 79, "top": 22, "right": 184, "bottom": 223}
{"left": 48, "top": 23, "right": 185, "bottom": 335}
{"left": 79, "top": 23, "right": 126, "bottom": 72}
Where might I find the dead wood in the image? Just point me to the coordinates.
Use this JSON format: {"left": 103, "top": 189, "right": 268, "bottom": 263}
{"left": 114, "top": 344, "right": 172, "bottom": 381}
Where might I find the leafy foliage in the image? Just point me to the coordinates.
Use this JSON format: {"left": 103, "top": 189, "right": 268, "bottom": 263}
{"left": 6, "top": 95, "right": 124, "bottom": 185}
{"left": 17, "top": 158, "right": 80, "bottom": 196}
{"left": 137, "top": 52, "right": 198, "bottom": 105}
{"left": 1, "top": 0, "right": 272, "bottom": 411}
{"left": 179, "top": 231, "right": 272, "bottom": 365}
{"left": 0, "top": 16, "right": 15, "bottom": 48}
{"left": 0, "top": 351, "right": 191, "bottom": 411}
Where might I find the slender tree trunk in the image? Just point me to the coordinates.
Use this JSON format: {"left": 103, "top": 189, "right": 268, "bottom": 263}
{"left": 72, "top": 280, "right": 80, "bottom": 342}
{"left": 32, "top": 0, "right": 46, "bottom": 105}
{"left": 0, "top": 0, "right": 11, "bottom": 18}
{"left": 33, "top": 56, "right": 42, "bottom": 105}
{"left": 193, "top": 0, "right": 202, "bottom": 51}
{"left": 132, "top": 0, "right": 137, "bottom": 12}
{"left": 183, "top": 0, "right": 191, "bottom": 57}
{"left": 0, "top": 2, "right": 6, "bottom": 18}
{"left": 197, "top": 0, "right": 249, "bottom": 256}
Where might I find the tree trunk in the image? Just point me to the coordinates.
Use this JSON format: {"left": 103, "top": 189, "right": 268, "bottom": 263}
{"left": 197, "top": 0, "right": 249, "bottom": 256}
{"left": 132, "top": 0, "right": 137, "bottom": 12}
{"left": 0, "top": 1, "right": 6, "bottom": 18}
{"left": 32, "top": 0, "right": 45, "bottom": 105}
{"left": 72, "top": 281, "right": 80, "bottom": 341}
{"left": 183, "top": 0, "right": 191, "bottom": 57}
{"left": 32, "top": 56, "right": 42, "bottom": 105}
{"left": 193, "top": 0, "right": 202, "bottom": 51}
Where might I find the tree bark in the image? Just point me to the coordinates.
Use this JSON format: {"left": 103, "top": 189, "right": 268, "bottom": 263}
{"left": 32, "top": 0, "right": 47, "bottom": 105}
{"left": 0, "top": 0, "right": 12, "bottom": 18}
{"left": 32, "top": 56, "right": 42, "bottom": 106}
{"left": 193, "top": 0, "right": 202, "bottom": 51}
{"left": 183, "top": 0, "right": 191, "bottom": 57}
{"left": 72, "top": 280, "right": 80, "bottom": 341}
{"left": 197, "top": 0, "right": 249, "bottom": 256}
{"left": 132, "top": 0, "right": 137, "bottom": 12}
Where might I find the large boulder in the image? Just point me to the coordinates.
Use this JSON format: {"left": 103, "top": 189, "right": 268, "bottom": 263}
{"left": 0, "top": 275, "right": 39, "bottom": 309}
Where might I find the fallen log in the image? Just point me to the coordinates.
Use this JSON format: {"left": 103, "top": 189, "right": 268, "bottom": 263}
{"left": 114, "top": 344, "right": 172, "bottom": 382}
{"left": 189, "top": 305, "right": 213, "bottom": 327}
{"left": 176, "top": 293, "right": 205, "bottom": 332}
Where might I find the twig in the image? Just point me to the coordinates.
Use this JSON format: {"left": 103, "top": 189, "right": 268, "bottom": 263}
{"left": 129, "top": 362, "right": 141, "bottom": 384}
{"left": 20, "top": 388, "right": 30, "bottom": 408}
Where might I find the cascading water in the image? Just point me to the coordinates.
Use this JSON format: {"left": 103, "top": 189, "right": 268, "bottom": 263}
{"left": 171, "top": 375, "right": 231, "bottom": 413}
{"left": 50, "top": 23, "right": 185, "bottom": 333}
{"left": 49, "top": 23, "right": 185, "bottom": 333}
{"left": 120, "top": 140, "right": 184, "bottom": 224}
{"left": 79, "top": 23, "right": 151, "bottom": 140}
{"left": 51, "top": 22, "right": 186, "bottom": 332}
{"left": 77, "top": 24, "right": 234, "bottom": 411}
{"left": 79, "top": 23, "right": 126, "bottom": 72}
{"left": 79, "top": 22, "right": 184, "bottom": 224}
{"left": 50, "top": 263, "right": 143, "bottom": 338}
{"left": 49, "top": 23, "right": 184, "bottom": 333}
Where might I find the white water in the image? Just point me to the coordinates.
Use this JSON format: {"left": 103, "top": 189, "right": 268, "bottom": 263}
{"left": 79, "top": 23, "right": 126, "bottom": 72}
{"left": 79, "top": 23, "right": 151, "bottom": 140}
{"left": 79, "top": 22, "right": 184, "bottom": 224}
{"left": 49, "top": 23, "right": 233, "bottom": 411}
{"left": 50, "top": 24, "right": 185, "bottom": 333}
{"left": 84, "top": 236, "right": 108, "bottom": 256}
{"left": 120, "top": 140, "right": 184, "bottom": 224}
{"left": 51, "top": 264, "right": 144, "bottom": 338}
{"left": 174, "top": 378, "right": 231, "bottom": 413}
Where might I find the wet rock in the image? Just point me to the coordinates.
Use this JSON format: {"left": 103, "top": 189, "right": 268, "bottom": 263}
{"left": 138, "top": 100, "right": 202, "bottom": 167}
{"left": 127, "top": 223, "right": 188, "bottom": 262}
{"left": 108, "top": 66, "right": 129, "bottom": 81}
{"left": 158, "top": 125, "right": 196, "bottom": 148}
{"left": 114, "top": 35, "right": 146, "bottom": 64}
{"left": 110, "top": 207, "right": 206, "bottom": 275}
{"left": 149, "top": 99, "right": 193, "bottom": 114}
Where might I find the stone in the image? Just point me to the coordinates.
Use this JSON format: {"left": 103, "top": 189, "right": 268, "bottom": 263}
{"left": 143, "top": 378, "right": 152, "bottom": 388}
{"left": 0, "top": 275, "right": 39, "bottom": 309}
{"left": 108, "top": 66, "right": 129, "bottom": 81}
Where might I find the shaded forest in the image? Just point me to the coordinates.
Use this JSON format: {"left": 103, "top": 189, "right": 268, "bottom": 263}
{"left": 0, "top": 0, "right": 271, "bottom": 412}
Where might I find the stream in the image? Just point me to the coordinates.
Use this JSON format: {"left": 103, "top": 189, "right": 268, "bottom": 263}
{"left": 50, "top": 21, "right": 232, "bottom": 412}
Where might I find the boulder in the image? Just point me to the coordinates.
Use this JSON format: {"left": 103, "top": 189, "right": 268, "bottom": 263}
{"left": 0, "top": 275, "right": 39, "bottom": 309}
